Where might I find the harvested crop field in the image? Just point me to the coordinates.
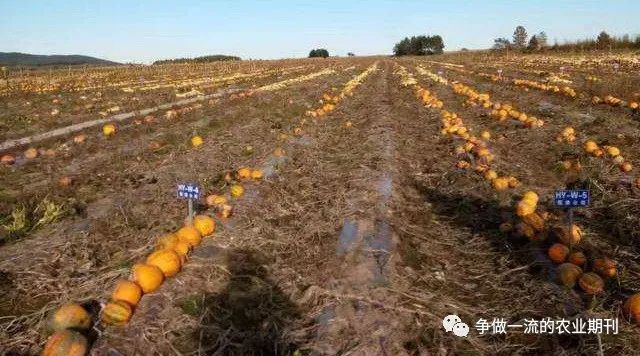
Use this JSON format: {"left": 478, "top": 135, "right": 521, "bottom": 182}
{"left": 2, "top": 53, "right": 640, "bottom": 355}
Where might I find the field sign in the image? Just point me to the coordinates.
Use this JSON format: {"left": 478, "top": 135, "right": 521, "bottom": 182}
{"left": 554, "top": 189, "right": 589, "bottom": 207}
{"left": 177, "top": 183, "right": 200, "bottom": 199}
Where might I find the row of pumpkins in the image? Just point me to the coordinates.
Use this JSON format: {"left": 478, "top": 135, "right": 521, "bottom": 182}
{"left": 40, "top": 64, "right": 377, "bottom": 355}
{"left": 557, "top": 126, "right": 636, "bottom": 176}
{"left": 592, "top": 95, "right": 639, "bottom": 111}
{"left": 400, "top": 67, "right": 520, "bottom": 193}
{"left": 510, "top": 192, "right": 640, "bottom": 324}
{"left": 41, "top": 162, "right": 265, "bottom": 355}
{"left": 420, "top": 66, "right": 546, "bottom": 129}
{"left": 401, "top": 65, "right": 640, "bottom": 326}
{"left": 512, "top": 78, "right": 577, "bottom": 98}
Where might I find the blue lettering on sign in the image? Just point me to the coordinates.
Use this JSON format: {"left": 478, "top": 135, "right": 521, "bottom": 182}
{"left": 554, "top": 190, "right": 589, "bottom": 207}
{"left": 177, "top": 184, "right": 200, "bottom": 199}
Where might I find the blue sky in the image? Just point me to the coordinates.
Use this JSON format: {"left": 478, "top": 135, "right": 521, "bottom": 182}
{"left": 1, "top": 0, "right": 639, "bottom": 63}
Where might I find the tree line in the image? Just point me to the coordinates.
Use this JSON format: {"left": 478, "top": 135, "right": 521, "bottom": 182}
{"left": 153, "top": 55, "right": 241, "bottom": 65}
{"left": 493, "top": 26, "right": 640, "bottom": 52}
{"left": 393, "top": 35, "right": 444, "bottom": 56}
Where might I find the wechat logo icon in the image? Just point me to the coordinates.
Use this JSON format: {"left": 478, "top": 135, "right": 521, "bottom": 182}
{"left": 442, "top": 314, "right": 469, "bottom": 337}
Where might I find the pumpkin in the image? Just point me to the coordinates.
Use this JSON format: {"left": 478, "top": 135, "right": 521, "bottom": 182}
{"left": 522, "top": 191, "right": 539, "bottom": 205}
{"left": 103, "top": 123, "right": 116, "bottom": 136}
{"left": 146, "top": 249, "right": 182, "bottom": 277}
{"left": 173, "top": 240, "right": 191, "bottom": 262}
{"left": 516, "top": 200, "right": 536, "bottom": 217}
{"left": 42, "top": 329, "right": 88, "bottom": 356}
{"left": 217, "top": 204, "right": 233, "bottom": 219}
{"left": 48, "top": 303, "right": 92, "bottom": 332}
{"left": 558, "top": 263, "right": 583, "bottom": 288}
{"left": 578, "top": 272, "right": 604, "bottom": 295}
{"left": 230, "top": 184, "right": 245, "bottom": 198}
{"left": 606, "top": 146, "right": 620, "bottom": 157}
{"left": 1, "top": 154, "right": 15, "bottom": 165}
{"left": 624, "top": 293, "right": 640, "bottom": 324}
{"left": 593, "top": 258, "right": 616, "bottom": 278}
{"left": 507, "top": 176, "right": 520, "bottom": 188}
{"left": 102, "top": 300, "right": 133, "bottom": 326}
{"left": 205, "top": 194, "right": 227, "bottom": 207}
{"left": 492, "top": 177, "right": 510, "bottom": 191}
{"left": 523, "top": 212, "right": 545, "bottom": 231}
{"left": 620, "top": 162, "right": 633, "bottom": 172}
{"left": 568, "top": 251, "right": 586, "bottom": 266}
{"left": 177, "top": 226, "right": 202, "bottom": 247}
{"left": 58, "top": 176, "right": 73, "bottom": 187}
{"left": 484, "top": 170, "right": 498, "bottom": 181}
{"left": 132, "top": 263, "right": 164, "bottom": 293}
{"left": 191, "top": 135, "right": 203, "bottom": 147}
{"left": 24, "top": 148, "right": 38, "bottom": 159}
{"left": 112, "top": 280, "right": 142, "bottom": 306}
{"left": 480, "top": 131, "right": 491, "bottom": 140}
{"left": 193, "top": 215, "right": 215, "bottom": 236}
{"left": 157, "top": 233, "right": 179, "bottom": 250}
{"left": 251, "top": 169, "right": 264, "bottom": 180}
{"left": 584, "top": 140, "right": 598, "bottom": 153}
{"left": 456, "top": 160, "right": 470, "bottom": 169}
{"left": 237, "top": 167, "right": 252, "bottom": 180}
{"left": 273, "top": 147, "right": 285, "bottom": 157}
{"left": 555, "top": 224, "right": 582, "bottom": 245}
{"left": 548, "top": 243, "right": 570, "bottom": 264}
{"left": 72, "top": 134, "right": 86, "bottom": 144}
{"left": 344, "top": 121, "right": 353, "bottom": 128}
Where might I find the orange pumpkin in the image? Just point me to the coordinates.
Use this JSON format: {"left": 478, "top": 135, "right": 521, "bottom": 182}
{"left": 578, "top": 272, "right": 604, "bottom": 295}
{"left": 190, "top": 135, "right": 204, "bottom": 147}
{"left": 516, "top": 200, "right": 536, "bottom": 217}
{"left": 102, "top": 300, "right": 133, "bottom": 326}
{"left": 491, "top": 177, "right": 510, "bottom": 191}
{"left": 230, "top": 184, "right": 245, "bottom": 198}
{"left": 593, "top": 258, "right": 617, "bottom": 279}
{"left": 620, "top": 162, "right": 633, "bottom": 172}
{"left": 132, "top": 263, "right": 164, "bottom": 293}
{"left": 173, "top": 240, "right": 191, "bottom": 262}
{"left": 72, "top": 134, "right": 86, "bottom": 144}
{"left": 193, "top": 215, "right": 215, "bottom": 236}
{"left": 42, "top": 329, "right": 88, "bottom": 356}
{"left": 568, "top": 251, "right": 587, "bottom": 266}
{"left": 522, "top": 191, "right": 539, "bottom": 205}
{"left": 112, "top": 280, "right": 142, "bottom": 306}
{"left": 251, "top": 169, "right": 264, "bottom": 180}
{"left": 24, "top": 148, "right": 38, "bottom": 159}
{"left": 48, "top": 303, "right": 92, "bottom": 332}
{"left": 157, "top": 233, "right": 179, "bottom": 250}
{"left": 176, "top": 226, "right": 202, "bottom": 247}
{"left": 237, "top": 167, "right": 252, "bottom": 180}
{"left": 1, "top": 154, "right": 15, "bottom": 165}
{"left": 523, "top": 212, "right": 545, "bottom": 231}
{"left": 58, "top": 176, "right": 73, "bottom": 187}
{"left": 558, "top": 263, "right": 583, "bottom": 288}
{"left": 205, "top": 194, "right": 227, "bottom": 207}
{"left": 624, "top": 293, "right": 640, "bottom": 324}
{"left": 103, "top": 123, "right": 116, "bottom": 136}
{"left": 146, "top": 249, "right": 182, "bottom": 277}
{"left": 548, "top": 243, "right": 570, "bottom": 264}
{"left": 555, "top": 224, "right": 582, "bottom": 245}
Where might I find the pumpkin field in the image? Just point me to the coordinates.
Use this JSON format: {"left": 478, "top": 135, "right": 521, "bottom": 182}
{"left": 2, "top": 52, "right": 640, "bottom": 355}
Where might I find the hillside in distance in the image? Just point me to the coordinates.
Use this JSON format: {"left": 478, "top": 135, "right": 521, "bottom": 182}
{"left": 0, "top": 52, "right": 120, "bottom": 67}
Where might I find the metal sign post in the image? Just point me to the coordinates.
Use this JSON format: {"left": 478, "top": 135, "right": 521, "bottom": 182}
{"left": 177, "top": 183, "right": 200, "bottom": 223}
{"left": 554, "top": 189, "right": 590, "bottom": 228}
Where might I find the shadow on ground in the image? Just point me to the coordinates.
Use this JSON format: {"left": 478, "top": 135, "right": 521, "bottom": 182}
{"left": 190, "top": 248, "right": 302, "bottom": 355}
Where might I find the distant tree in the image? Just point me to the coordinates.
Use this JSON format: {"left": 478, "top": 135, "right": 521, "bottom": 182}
{"left": 347, "top": 52, "right": 355, "bottom": 57}
{"left": 596, "top": 31, "right": 612, "bottom": 49}
{"left": 309, "top": 48, "right": 329, "bottom": 58}
{"left": 460, "top": 48, "right": 469, "bottom": 52}
{"left": 527, "top": 35, "right": 540, "bottom": 51}
{"left": 492, "top": 37, "right": 512, "bottom": 51}
{"left": 513, "top": 26, "right": 528, "bottom": 49}
{"left": 393, "top": 35, "right": 444, "bottom": 56}
{"left": 537, "top": 31, "right": 548, "bottom": 48}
